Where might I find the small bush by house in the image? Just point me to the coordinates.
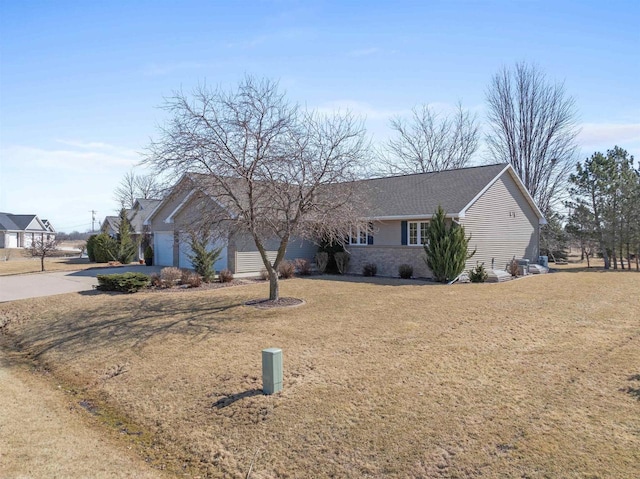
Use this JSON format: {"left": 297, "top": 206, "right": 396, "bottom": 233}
{"left": 469, "top": 262, "right": 488, "bottom": 283}
{"left": 315, "top": 252, "right": 329, "bottom": 274}
{"left": 295, "top": 258, "right": 312, "bottom": 276}
{"left": 362, "top": 263, "right": 377, "bottom": 277}
{"left": 219, "top": 269, "right": 234, "bottom": 283}
{"left": 398, "top": 264, "right": 413, "bottom": 279}
{"left": 278, "top": 260, "right": 296, "bottom": 279}
{"left": 96, "top": 272, "right": 150, "bottom": 293}
{"left": 334, "top": 252, "right": 350, "bottom": 274}
{"left": 160, "top": 267, "right": 182, "bottom": 286}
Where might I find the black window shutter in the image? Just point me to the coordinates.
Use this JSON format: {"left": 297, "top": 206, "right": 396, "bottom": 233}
{"left": 401, "top": 221, "right": 407, "bottom": 245}
{"left": 367, "top": 232, "right": 374, "bottom": 245}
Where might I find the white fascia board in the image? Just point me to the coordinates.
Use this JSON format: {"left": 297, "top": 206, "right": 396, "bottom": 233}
{"left": 165, "top": 189, "right": 197, "bottom": 224}
{"left": 367, "top": 213, "right": 462, "bottom": 221}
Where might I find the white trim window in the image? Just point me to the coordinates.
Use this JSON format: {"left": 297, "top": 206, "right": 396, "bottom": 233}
{"left": 408, "top": 221, "right": 429, "bottom": 246}
{"left": 349, "top": 226, "right": 371, "bottom": 245}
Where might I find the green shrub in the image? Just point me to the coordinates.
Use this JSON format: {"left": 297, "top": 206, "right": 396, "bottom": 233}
{"left": 362, "top": 263, "right": 377, "bottom": 276}
{"left": 219, "top": 269, "right": 234, "bottom": 283}
{"left": 96, "top": 272, "right": 150, "bottom": 293}
{"left": 423, "top": 205, "right": 475, "bottom": 283}
{"left": 86, "top": 235, "right": 98, "bottom": 262}
{"left": 278, "top": 260, "right": 296, "bottom": 279}
{"left": 186, "top": 232, "right": 223, "bottom": 282}
{"left": 398, "top": 264, "right": 413, "bottom": 279}
{"left": 315, "top": 252, "right": 329, "bottom": 274}
{"left": 295, "top": 258, "right": 312, "bottom": 275}
{"left": 93, "top": 233, "right": 118, "bottom": 263}
{"left": 334, "top": 251, "right": 350, "bottom": 274}
{"left": 469, "top": 262, "right": 488, "bottom": 283}
{"left": 116, "top": 208, "right": 137, "bottom": 264}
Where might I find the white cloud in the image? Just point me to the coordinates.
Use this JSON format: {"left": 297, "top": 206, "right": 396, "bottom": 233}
{"left": 3, "top": 141, "right": 140, "bottom": 172}
{"left": 578, "top": 123, "right": 640, "bottom": 150}
{"left": 0, "top": 140, "right": 146, "bottom": 232}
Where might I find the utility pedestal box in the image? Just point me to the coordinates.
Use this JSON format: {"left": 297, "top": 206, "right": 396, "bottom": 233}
{"left": 262, "top": 348, "right": 283, "bottom": 395}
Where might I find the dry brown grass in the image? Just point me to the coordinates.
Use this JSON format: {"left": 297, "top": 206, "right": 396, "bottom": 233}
{"left": 0, "top": 255, "right": 107, "bottom": 276}
{"left": 1, "top": 269, "right": 639, "bottom": 478}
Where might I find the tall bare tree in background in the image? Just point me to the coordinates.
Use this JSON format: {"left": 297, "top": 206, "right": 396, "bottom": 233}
{"left": 114, "top": 170, "right": 163, "bottom": 208}
{"left": 380, "top": 103, "right": 479, "bottom": 174}
{"left": 485, "top": 62, "right": 580, "bottom": 213}
{"left": 144, "top": 77, "right": 369, "bottom": 301}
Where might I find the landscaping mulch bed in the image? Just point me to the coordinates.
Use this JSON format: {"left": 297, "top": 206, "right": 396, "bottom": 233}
{"left": 244, "top": 296, "right": 305, "bottom": 308}
{"left": 146, "top": 278, "right": 259, "bottom": 293}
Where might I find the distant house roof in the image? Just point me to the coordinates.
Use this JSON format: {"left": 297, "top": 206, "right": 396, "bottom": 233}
{"left": 102, "top": 198, "right": 163, "bottom": 234}
{"left": 0, "top": 213, "right": 51, "bottom": 232}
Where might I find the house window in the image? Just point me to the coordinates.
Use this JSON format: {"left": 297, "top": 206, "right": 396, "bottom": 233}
{"left": 408, "top": 221, "right": 429, "bottom": 245}
{"left": 349, "top": 226, "right": 372, "bottom": 245}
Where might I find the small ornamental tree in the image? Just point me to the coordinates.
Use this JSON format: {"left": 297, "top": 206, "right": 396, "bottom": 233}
{"left": 86, "top": 234, "right": 98, "bottom": 262}
{"left": 186, "top": 230, "right": 223, "bottom": 282}
{"left": 29, "top": 237, "right": 59, "bottom": 271}
{"left": 423, "top": 205, "right": 475, "bottom": 283}
{"left": 117, "top": 208, "right": 137, "bottom": 264}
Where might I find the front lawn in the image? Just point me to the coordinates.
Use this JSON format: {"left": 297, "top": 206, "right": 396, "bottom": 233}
{"left": 1, "top": 271, "right": 638, "bottom": 478}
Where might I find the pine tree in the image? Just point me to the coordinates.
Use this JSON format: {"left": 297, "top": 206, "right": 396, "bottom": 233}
{"left": 117, "top": 208, "right": 137, "bottom": 264}
{"left": 423, "top": 205, "right": 475, "bottom": 283}
{"left": 187, "top": 231, "right": 223, "bottom": 282}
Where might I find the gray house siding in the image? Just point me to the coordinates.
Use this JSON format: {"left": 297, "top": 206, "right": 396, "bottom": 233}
{"left": 231, "top": 233, "right": 316, "bottom": 274}
{"left": 461, "top": 172, "right": 540, "bottom": 271}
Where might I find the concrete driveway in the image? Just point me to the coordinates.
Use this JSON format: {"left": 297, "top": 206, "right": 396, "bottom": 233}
{"left": 0, "top": 265, "right": 163, "bottom": 302}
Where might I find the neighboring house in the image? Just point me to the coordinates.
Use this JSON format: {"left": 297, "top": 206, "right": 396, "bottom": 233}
{"left": 145, "top": 164, "right": 545, "bottom": 277}
{"left": 0, "top": 213, "right": 56, "bottom": 248}
{"left": 345, "top": 163, "right": 546, "bottom": 277}
{"left": 100, "top": 198, "right": 162, "bottom": 258}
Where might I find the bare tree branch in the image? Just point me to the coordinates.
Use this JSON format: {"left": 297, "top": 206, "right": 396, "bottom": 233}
{"left": 114, "top": 170, "right": 164, "bottom": 208}
{"left": 380, "top": 103, "right": 479, "bottom": 174}
{"left": 485, "top": 62, "right": 580, "bottom": 213}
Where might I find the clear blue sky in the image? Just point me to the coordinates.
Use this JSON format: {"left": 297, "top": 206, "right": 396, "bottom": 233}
{"left": 1, "top": 0, "right": 638, "bottom": 232}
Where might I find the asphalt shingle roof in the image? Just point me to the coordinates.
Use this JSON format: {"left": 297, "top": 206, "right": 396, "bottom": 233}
{"left": 0, "top": 213, "right": 46, "bottom": 231}
{"left": 354, "top": 163, "right": 508, "bottom": 217}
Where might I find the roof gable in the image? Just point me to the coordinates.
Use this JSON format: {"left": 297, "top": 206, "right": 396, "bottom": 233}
{"left": 353, "top": 164, "right": 510, "bottom": 218}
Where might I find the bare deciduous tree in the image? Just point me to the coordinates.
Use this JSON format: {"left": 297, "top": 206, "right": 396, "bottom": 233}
{"left": 380, "top": 103, "right": 479, "bottom": 174}
{"left": 144, "top": 77, "right": 369, "bottom": 301}
{"left": 29, "top": 237, "right": 58, "bottom": 272}
{"left": 114, "top": 171, "right": 163, "bottom": 208}
{"left": 486, "top": 62, "right": 580, "bottom": 213}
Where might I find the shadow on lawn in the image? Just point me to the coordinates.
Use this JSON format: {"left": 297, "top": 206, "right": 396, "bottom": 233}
{"left": 210, "top": 389, "right": 264, "bottom": 408}
{"left": 305, "top": 274, "right": 437, "bottom": 287}
{"left": 20, "top": 295, "right": 245, "bottom": 360}
{"left": 623, "top": 374, "right": 640, "bottom": 401}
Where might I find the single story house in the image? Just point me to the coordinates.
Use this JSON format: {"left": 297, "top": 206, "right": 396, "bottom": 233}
{"left": 346, "top": 163, "right": 546, "bottom": 277}
{"left": 144, "top": 163, "right": 545, "bottom": 278}
{"left": 0, "top": 213, "right": 56, "bottom": 248}
{"left": 101, "top": 198, "right": 162, "bottom": 259}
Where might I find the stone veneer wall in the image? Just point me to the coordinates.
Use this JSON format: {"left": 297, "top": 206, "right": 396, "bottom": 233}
{"left": 347, "top": 246, "right": 433, "bottom": 279}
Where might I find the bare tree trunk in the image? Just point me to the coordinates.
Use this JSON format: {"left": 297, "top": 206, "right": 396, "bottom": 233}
{"left": 269, "top": 268, "right": 279, "bottom": 301}
{"left": 40, "top": 255, "right": 45, "bottom": 272}
{"left": 586, "top": 252, "right": 591, "bottom": 268}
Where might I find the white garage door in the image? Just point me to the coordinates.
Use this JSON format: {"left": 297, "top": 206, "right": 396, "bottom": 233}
{"left": 178, "top": 234, "right": 228, "bottom": 272}
{"left": 154, "top": 232, "right": 174, "bottom": 267}
{"left": 6, "top": 233, "right": 18, "bottom": 248}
